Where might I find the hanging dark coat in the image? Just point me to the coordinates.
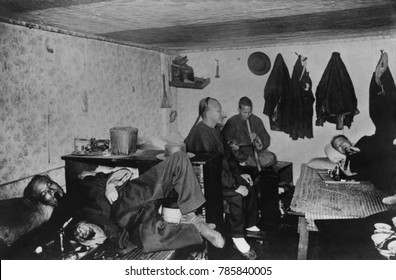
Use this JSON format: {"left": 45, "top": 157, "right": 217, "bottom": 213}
{"left": 369, "top": 51, "right": 396, "bottom": 141}
{"left": 263, "top": 53, "right": 293, "bottom": 134}
{"left": 347, "top": 51, "right": 396, "bottom": 194}
{"left": 315, "top": 52, "right": 359, "bottom": 130}
{"left": 290, "top": 55, "right": 315, "bottom": 140}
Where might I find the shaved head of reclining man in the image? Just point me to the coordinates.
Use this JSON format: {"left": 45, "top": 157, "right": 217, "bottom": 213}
{"left": 24, "top": 175, "right": 65, "bottom": 207}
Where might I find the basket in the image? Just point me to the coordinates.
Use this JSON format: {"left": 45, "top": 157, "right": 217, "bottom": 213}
{"left": 110, "top": 127, "right": 138, "bottom": 155}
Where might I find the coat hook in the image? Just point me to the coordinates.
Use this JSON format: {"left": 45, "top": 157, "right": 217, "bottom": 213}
{"left": 215, "top": 59, "right": 220, "bottom": 78}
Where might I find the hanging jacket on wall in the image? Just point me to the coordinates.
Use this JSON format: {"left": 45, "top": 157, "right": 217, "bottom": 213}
{"left": 315, "top": 52, "right": 359, "bottom": 130}
{"left": 263, "top": 53, "right": 293, "bottom": 134}
{"left": 350, "top": 51, "right": 396, "bottom": 193}
{"left": 369, "top": 51, "right": 396, "bottom": 141}
{"left": 290, "top": 54, "right": 315, "bottom": 140}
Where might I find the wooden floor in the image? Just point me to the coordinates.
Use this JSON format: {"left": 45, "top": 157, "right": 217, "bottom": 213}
{"left": 82, "top": 242, "right": 177, "bottom": 260}
{"left": 194, "top": 215, "right": 388, "bottom": 260}
{"left": 91, "top": 213, "right": 391, "bottom": 260}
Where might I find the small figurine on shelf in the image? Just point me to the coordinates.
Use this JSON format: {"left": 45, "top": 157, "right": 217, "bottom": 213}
{"left": 169, "top": 56, "right": 210, "bottom": 89}
{"left": 171, "top": 55, "right": 195, "bottom": 82}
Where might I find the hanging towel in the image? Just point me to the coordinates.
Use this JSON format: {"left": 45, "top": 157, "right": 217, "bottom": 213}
{"left": 263, "top": 53, "right": 293, "bottom": 134}
{"left": 315, "top": 52, "right": 358, "bottom": 130}
{"left": 290, "top": 55, "right": 315, "bottom": 140}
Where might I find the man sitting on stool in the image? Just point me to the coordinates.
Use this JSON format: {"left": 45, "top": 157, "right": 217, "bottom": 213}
{"left": 185, "top": 97, "right": 265, "bottom": 260}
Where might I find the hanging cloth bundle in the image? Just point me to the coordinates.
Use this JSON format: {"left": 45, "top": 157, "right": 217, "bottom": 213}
{"left": 315, "top": 52, "right": 359, "bottom": 130}
{"left": 369, "top": 50, "right": 396, "bottom": 140}
{"left": 263, "top": 53, "right": 293, "bottom": 134}
{"left": 290, "top": 54, "right": 315, "bottom": 140}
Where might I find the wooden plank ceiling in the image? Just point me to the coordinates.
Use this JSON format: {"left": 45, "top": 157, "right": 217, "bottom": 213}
{"left": 0, "top": 0, "right": 395, "bottom": 52}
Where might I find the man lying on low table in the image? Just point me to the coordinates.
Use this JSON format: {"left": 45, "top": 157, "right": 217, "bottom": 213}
{"left": 14, "top": 152, "right": 225, "bottom": 257}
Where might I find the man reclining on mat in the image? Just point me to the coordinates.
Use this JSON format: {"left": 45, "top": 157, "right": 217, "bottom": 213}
{"left": 10, "top": 152, "right": 224, "bottom": 256}
{"left": 325, "top": 134, "right": 396, "bottom": 205}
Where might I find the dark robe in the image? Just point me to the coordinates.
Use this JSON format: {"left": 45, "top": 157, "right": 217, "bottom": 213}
{"left": 0, "top": 198, "right": 53, "bottom": 247}
{"left": 184, "top": 121, "right": 259, "bottom": 237}
{"left": 290, "top": 55, "right": 315, "bottom": 140}
{"left": 222, "top": 114, "right": 276, "bottom": 167}
{"left": 223, "top": 114, "right": 270, "bottom": 149}
{"left": 184, "top": 121, "right": 247, "bottom": 194}
{"left": 348, "top": 52, "right": 396, "bottom": 195}
{"left": 348, "top": 135, "right": 396, "bottom": 194}
{"left": 369, "top": 51, "right": 396, "bottom": 140}
{"left": 315, "top": 52, "right": 358, "bottom": 129}
{"left": 263, "top": 53, "right": 293, "bottom": 134}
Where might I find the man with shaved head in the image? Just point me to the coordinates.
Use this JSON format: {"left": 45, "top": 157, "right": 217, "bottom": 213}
{"left": 185, "top": 97, "right": 265, "bottom": 260}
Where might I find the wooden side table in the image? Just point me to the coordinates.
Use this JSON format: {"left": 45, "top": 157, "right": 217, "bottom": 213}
{"left": 258, "top": 161, "right": 293, "bottom": 225}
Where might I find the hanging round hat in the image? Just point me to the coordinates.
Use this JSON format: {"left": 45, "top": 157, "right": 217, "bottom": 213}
{"left": 247, "top": 52, "right": 271, "bottom": 75}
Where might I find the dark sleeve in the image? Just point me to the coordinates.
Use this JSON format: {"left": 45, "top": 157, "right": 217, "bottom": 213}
{"left": 74, "top": 175, "right": 130, "bottom": 249}
{"left": 253, "top": 116, "right": 271, "bottom": 150}
{"left": 347, "top": 136, "right": 380, "bottom": 180}
{"left": 78, "top": 208, "right": 130, "bottom": 250}
{"left": 222, "top": 119, "right": 237, "bottom": 145}
{"left": 7, "top": 196, "right": 75, "bottom": 257}
{"left": 263, "top": 75, "right": 280, "bottom": 117}
{"left": 221, "top": 135, "right": 249, "bottom": 189}
{"left": 315, "top": 68, "right": 329, "bottom": 126}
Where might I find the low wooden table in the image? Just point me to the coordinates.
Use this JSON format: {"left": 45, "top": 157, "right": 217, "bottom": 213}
{"left": 290, "top": 164, "right": 392, "bottom": 260}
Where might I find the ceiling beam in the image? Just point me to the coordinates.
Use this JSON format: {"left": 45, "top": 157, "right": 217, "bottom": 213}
{"left": 100, "top": 4, "right": 396, "bottom": 51}
{"left": 0, "top": 0, "right": 115, "bottom": 13}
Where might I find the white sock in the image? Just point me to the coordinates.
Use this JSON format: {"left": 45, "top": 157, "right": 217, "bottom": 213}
{"left": 232, "top": 237, "right": 250, "bottom": 253}
{"left": 382, "top": 195, "right": 396, "bottom": 205}
{"left": 245, "top": 225, "right": 260, "bottom": 232}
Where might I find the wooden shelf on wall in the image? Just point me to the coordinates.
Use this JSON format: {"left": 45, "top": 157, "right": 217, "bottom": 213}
{"left": 169, "top": 78, "right": 210, "bottom": 89}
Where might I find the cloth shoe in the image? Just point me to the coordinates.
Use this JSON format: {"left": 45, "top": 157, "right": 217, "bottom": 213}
{"left": 382, "top": 195, "right": 396, "bottom": 205}
{"left": 245, "top": 225, "right": 266, "bottom": 239}
{"left": 232, "top": 243, "right": 257, "bottom": 260}
{"left": 181, "top": 213, "right": 225, "bottom": 248}
{"left": 245, "top": 230, "right": 266, "bottom": 239}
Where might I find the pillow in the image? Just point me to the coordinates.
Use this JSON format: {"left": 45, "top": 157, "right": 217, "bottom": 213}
{"left": 0, "top": 198, "right": 53, "bottom": 246}
{"left": 307, "top": 157, "right": 337, "bottom": 170}
{"left": 324, "top": 143, "right": 346, "bottom": 164}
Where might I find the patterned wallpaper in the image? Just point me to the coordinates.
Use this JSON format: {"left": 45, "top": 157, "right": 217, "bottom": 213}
{"left": 0, "top": 22, "right": 175, "bottom": 199}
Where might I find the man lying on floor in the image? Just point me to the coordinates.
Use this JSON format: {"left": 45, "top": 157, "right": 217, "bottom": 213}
{"left": 5, "top": 152, "right": 224, "bottom": 258}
